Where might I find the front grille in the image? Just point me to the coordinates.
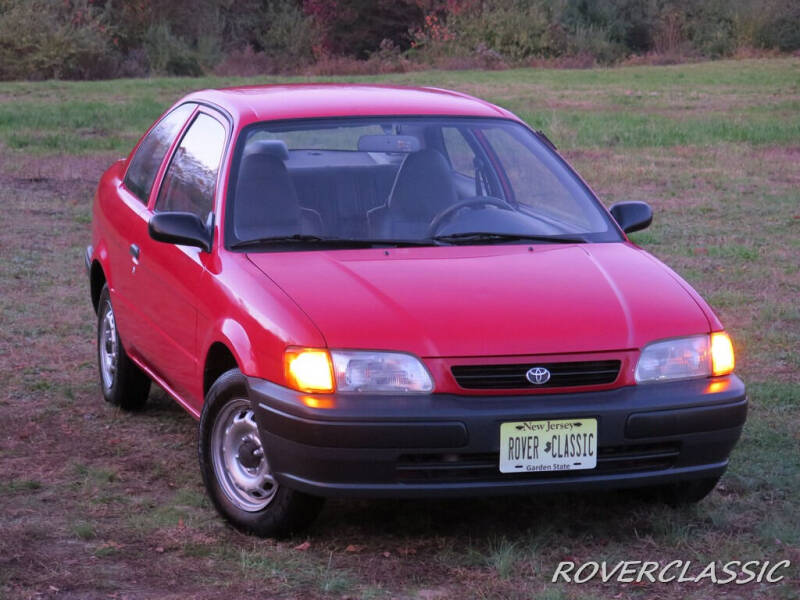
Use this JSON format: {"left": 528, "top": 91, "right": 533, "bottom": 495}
{"left": 396, "top": 443, "right": 680, "bottom": 483}
{"left": 451, "top": 360, "right": 621, "bottom": 390}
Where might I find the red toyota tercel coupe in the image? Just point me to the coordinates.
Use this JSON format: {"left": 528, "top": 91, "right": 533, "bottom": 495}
{"left": 86, "top": 84, "right": 746, "bottom": 536}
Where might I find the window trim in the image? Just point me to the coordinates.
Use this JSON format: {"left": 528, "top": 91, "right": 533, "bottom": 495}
{"left": 122, "top": 102, "right": 197, "bottom": 204}
{"left": 151, "top": 107, "right": 230, "bottom": 228}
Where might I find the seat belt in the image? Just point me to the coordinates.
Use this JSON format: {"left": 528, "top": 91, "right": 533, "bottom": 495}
{"left": 474, "top": 157, "right": 485, "bottom": 196}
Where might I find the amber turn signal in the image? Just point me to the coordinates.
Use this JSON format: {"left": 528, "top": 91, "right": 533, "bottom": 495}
{"left": 710, "top": 331, "right": 735, "bottom": 376}
{"left": 284, "top": 347, "right": 335, "bottom": 393}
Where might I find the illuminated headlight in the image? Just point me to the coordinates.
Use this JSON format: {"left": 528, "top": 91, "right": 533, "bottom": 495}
{"left": 635, "top": 332, "right": 735, "bottom": 383}
{"left": 331, "top": 350, "right": 433, "bottom": 393}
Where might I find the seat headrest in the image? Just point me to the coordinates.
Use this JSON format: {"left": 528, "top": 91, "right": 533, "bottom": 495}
{"left": 243, "top": 139, "right": 289, "bottom": 161}
{"left": 234, "top": 151, "right": 300, "bottom": 238}
{"left": 357, "top": 134, "right": 421, "bottom": 153}
{"left": 388, "top": 148, "right": 458, "bottom": 218}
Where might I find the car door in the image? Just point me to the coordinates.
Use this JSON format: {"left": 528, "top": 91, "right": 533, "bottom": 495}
{"left": 130, "top": 108, "right": 229, "bottom": 408}
{"left": 107, "top": 103, "right": 196, "bottom": 358}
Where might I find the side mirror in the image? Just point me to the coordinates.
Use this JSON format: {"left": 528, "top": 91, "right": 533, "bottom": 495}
{"left": 149, "top": 212, "right": 211, "bottom": 252}
{"left": 609, "top": 201, "right": 653, "bottom": 234}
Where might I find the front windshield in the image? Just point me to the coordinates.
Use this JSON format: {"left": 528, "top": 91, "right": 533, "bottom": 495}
{"left": 225, "top": 117, "right": 621, "bottom": 249}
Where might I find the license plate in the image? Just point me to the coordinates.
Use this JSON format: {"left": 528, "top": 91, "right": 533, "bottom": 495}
{"left": 499, "top": 418, "right": 597, "bottom": 473}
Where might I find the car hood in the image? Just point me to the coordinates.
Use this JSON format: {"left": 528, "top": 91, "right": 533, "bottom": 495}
{"left": 246, "top": 243, "right": 710, "bottom": 357}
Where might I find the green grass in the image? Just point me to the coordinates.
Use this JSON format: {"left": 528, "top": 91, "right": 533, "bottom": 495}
{"left": 70, "top": 520, "right": 96, "bottom": 540}
{"left": 126, "top": 489, "right": 209, "bottom": 534}
{"left": 236, "top": 546, "right": 358, "bottom": 595}
{"left": 749, "top": 382, "right": 800, "bottom": 408}
{"left": 519, "top": 110, "right": 800, "bottom": 148}
{"left": 0, "top": 57, "right": 798, "bottom": 153}
{"left": 0, "top": 479, "right": 42, "bottom": 494}
{"left": 0, "top": 57, "right": 798, "bottom": 600}
{"left": 484, "top": 537, "right": 519, "bottom": 580}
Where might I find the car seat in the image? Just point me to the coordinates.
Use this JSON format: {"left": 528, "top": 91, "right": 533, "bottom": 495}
{"left": 366, "top": 148, "right": 458, "bottom": 238}
{"left": 234, "top": 140, "right": 324, "bottom": 240}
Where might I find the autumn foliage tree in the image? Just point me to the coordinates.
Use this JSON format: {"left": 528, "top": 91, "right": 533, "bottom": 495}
{"left": 302, "top": 0, "right": 426, "bottom": 58}
{"left": 0, "top": 0, "right": 798, "bottom": 79}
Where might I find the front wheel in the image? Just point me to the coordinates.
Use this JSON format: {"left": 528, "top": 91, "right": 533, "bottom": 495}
{"left": 198, "top": 369, "right": 324, "bottom": 537}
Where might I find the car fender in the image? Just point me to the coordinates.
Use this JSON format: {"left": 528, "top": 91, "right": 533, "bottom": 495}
{"left": 204, "top": 319, "right": 260, "bottom": 378}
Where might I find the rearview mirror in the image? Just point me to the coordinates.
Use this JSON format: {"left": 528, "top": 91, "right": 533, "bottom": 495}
{"left": 609, "top": 201, "right": 653, "bottom": 234}
{"left": 149, "top": 212, "right": 211, "bottom": 252}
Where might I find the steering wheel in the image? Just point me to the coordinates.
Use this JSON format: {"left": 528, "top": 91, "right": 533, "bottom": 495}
{"left": 426, "top": 196, "right": 514, "bottom": 237}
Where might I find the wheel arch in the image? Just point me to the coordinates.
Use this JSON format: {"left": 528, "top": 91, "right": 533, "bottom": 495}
{"left": 89, "top": 241, "right": 113, "bottom": 314}
{"left": 90, "top": 260, "right": 107, "bottom": 314}
{"left": 202, "top": 319, "right": 260, "bottom": 397}
{"left": 203, "top": 341, "right": 240, "bottom": 396}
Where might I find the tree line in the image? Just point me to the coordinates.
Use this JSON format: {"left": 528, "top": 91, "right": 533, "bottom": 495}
{"left": 0, "top": 0, "right": 798, "bottom": 80}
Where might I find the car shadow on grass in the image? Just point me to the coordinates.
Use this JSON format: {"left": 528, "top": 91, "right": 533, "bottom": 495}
{"left": 313, "top": 489, "right": 683, "bottom": 543}
{"left": 137, "top": 386, "right": 193, "bottom": 418}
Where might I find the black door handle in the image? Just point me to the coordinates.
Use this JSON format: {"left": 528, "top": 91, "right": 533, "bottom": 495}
{"left": 129, "top": 244, "right": 140, "bottom": 260}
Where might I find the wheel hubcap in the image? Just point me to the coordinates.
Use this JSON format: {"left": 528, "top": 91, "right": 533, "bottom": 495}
{"left": 99, "top": 306, "right": 118, "bottom": 390}
{"left": 211, "top": 399, "right": 277, "bottom": 512}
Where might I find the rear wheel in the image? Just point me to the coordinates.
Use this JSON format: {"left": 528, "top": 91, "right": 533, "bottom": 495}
{"left": 199, "top": 369, "right": 324, "bottom": 537}
{"left": 96, "top": 285, "right": 150, "bottom": 410}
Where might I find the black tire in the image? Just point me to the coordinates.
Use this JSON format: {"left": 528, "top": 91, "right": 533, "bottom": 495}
{"left": 96, "top": 284, "right": 150, "bottom": 410}
{"left": 199, "top": 368, "right": 324, "bottom": 538}
{"left": 642, "top": 475, "right": 721, "bottom": 506}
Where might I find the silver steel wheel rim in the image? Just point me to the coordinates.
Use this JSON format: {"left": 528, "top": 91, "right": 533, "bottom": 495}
{"left": 211, "top": 398, "right": 278, "bottom": 512}
{"left": 99, "top": 305, "right": 118, "bottom": 390}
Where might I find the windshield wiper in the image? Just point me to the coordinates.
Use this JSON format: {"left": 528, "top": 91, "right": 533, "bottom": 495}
{"left": 431, "top": 232, "right": 587, "bottom": 245}
{"left": 230, "top": 234, "right": 329, "bottom": 249}
{"left": 231, "top": 235, "right": 436, "bottom": 250}
{"left": 341, "top": 237, "right": 437, "bottom": 247}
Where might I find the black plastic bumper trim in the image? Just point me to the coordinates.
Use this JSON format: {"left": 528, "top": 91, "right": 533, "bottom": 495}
{"left": 277, "top": 461, "right": 729, "bottom": 499}
{"left": 257, "top": 402, "right": 468, "bottom": 448}
{"left": 626, "top": 397, "right": 747, "bottom": 438}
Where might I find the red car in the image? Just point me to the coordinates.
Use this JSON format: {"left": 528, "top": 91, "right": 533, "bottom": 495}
{"left": 86, "top": 84, "right": 746, "bottom": 536}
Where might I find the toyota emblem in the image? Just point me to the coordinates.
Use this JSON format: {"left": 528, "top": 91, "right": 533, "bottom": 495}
{"left": 526, "top": 367, "right": 551, "bottom": 385}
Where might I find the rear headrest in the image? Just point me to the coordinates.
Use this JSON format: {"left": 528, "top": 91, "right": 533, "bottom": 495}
{"left": 357, "top": 134, "right": 421, "bottom": 153}
{"left": 243, "top": 139, "right": 289, "bottom": 161}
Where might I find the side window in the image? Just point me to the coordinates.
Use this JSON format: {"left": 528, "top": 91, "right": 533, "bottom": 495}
{"left": 155, "top": 113, "right": 226, "bottom": 222}
{"left": 442, "top": 127, "right": 476, "bottom": 176}
{"left": 124, "top": 103, "right": 195, "bottom": 203}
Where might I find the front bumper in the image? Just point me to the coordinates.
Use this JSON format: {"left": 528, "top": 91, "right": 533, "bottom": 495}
{"left": 248, "top": 375, "right": 746, "bottom": 498}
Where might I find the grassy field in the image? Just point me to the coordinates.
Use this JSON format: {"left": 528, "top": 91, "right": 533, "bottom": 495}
{"left": 0, "top": 58, "right": 798, "bottom": 599}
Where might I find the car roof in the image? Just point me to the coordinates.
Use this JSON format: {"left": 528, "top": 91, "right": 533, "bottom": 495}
{"left": 181, "top": 84, "right": 520, "bottom": 125}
